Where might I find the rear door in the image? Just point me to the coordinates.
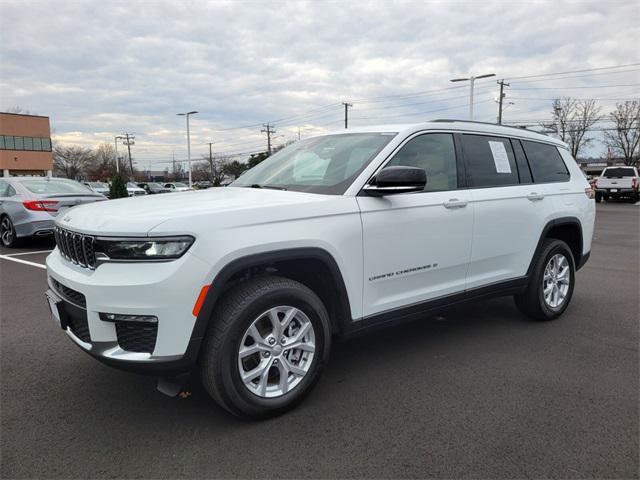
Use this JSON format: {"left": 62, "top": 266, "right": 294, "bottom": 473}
{"left": 357, "top": 132, "right": 473, "bottom": 317}
{"left": 461, "top": 134, "right": 557, "bottom": 288}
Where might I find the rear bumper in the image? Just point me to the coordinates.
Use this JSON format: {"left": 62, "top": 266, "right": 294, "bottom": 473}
{"left": 596, "top": 188, "right": 636, "bottom": 195}
{"left": 15, "top": 218, "right": 55, "bottom": 238}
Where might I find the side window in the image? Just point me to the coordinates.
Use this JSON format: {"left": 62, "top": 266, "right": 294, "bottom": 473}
{"left": 385, "top": 133, "right": 457, "bottom": 192}
{"left": 521, "top": 141, "right": 570, "bottom": 183}
{"left": 462, "top": 135, "right": 519, "bottom": 187}
{"left": 0, "top": 181, "right": 9, "bottom": 197}
{"left": 511, "top": 139, "right": 533, "bottom": 184}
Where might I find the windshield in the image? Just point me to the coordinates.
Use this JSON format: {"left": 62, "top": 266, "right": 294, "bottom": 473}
{"left": 88, "top": 182, "right": 108, "bottom": 188}
{"left": 603, "top": 167, "right": 636, "bottom": 178}
{"left": 21, "top": 179, "right": 93, "bottom": 194}
{"left": 231, "top": 133, "right": 396, "bottom": 194}
{"left": 126, "top": 182, "right": 140, "bottom": 188}
{"left": 174, "top": 182, "right": 188, "bottom": 187}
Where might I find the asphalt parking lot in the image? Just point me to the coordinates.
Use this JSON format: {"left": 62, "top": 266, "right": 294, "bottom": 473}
{"left": 1, "top": 203, "right": 638, "bottom": 479}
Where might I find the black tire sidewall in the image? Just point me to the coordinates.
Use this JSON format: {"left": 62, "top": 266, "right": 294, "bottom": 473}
{"left": 535, "top": 241, "right": 576, "bottom": 319}
{"left": 213, "top": 282, "right": 330, "bottom": 417}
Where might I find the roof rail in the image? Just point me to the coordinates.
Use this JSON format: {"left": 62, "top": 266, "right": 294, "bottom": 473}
{"left": 431, "top": 118, "right": 549, "bottom": 136}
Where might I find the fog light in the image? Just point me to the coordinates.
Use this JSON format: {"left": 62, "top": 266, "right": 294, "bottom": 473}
{"left": 99, "top": 313, "right": 158, "bottom": 323}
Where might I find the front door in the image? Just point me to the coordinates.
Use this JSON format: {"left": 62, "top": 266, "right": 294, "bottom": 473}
{"left": 357, "top": 132, "right": 473, "bottom": 318}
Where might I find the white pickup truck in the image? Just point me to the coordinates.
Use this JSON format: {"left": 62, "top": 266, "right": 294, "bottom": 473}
{"left": 594, "top": 166, "right": 640, "bottom": 203}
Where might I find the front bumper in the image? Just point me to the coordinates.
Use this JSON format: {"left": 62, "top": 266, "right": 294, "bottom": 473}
{"left": 45, "top": 248, "right": 212, "bottom": 374}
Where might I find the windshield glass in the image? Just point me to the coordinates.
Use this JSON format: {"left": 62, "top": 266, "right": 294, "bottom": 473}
{"left": 21, "top": 179, "right": 93, "bottom": 194}
{"left": 231, "top": 133, "right": 396, "bottom": 194}
{"left": 174, "top": 182, "right": 188, "bottom": 187}
{"left": 126, "top": 182, "right": 140, "bottom": 188}
{"left": 88, "top": 182, "right": 108, "bottom": 188}
{"left": 603, "top": 167, "right": 635, "bottom": 178}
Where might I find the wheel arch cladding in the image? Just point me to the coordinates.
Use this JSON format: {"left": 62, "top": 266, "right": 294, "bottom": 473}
{"left": 191, "top": 247, "right": 352, "bottom": 350}
{"left": 528, "top": 217, "right": 584, "bottom": 275}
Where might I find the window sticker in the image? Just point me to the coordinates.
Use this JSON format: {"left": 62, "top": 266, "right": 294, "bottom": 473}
{"left": 488, "top": 141, "right": 511, "bottom": 173}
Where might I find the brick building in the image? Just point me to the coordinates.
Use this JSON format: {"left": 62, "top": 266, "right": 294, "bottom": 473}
{"left": 0, "top": 112, "right": 53, "bottom": 177}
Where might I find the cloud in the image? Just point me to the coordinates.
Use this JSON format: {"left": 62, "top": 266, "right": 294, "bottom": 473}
{"left": 1, "top": 0, "right": 638, "bottom": 167}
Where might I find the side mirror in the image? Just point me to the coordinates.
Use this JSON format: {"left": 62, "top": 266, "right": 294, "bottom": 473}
{"left": 363, "top": 166, "right": 426, "bottom": 196}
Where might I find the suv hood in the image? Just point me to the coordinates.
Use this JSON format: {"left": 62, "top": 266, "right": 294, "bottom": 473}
{"left": 56, "top": 187, "right": 341, "bottom": 236}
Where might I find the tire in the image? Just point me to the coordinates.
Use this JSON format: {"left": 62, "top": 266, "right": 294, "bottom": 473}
{"left": 515, "top": 239, "right": 576, "bottom": 321}
{"left": 595, "top": 192, "right": 602, "bottom": 203}
{"left": 0, "top": 215, "right": 19, "bottom": 248}
{"left": 199, "top": 275, "right": 332, "bottom": 419}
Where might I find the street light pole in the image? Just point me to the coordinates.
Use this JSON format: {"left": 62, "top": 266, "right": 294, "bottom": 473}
{"left": 450, "top": 73, "right": 496, "bottom": 120}
{"left": 177, "top": 111, "right": 198, "bottom": 189}
{"left": 114, "top": 135, "right": 124, "bottom": 174}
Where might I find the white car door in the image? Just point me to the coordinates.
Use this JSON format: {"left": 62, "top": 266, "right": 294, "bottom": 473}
{"left": 461, "top": 135, "right": 560, "bottom": 288}
{"left": 357, "top": 132, "right": 473, "bottom": 318}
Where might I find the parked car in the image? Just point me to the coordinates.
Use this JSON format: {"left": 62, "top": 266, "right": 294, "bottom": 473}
{"left": 194, "top": 181, "right": 213, "bottom": 189}
{"left": 164, "top": 182, "right": 190, "bottom": 192}
{"left": 84, "top": 181, "right": 111, "bottom": 198}
{"left": 138, "top": 182, "right": 170, "bottom": 194}
{"left": 45, "top": 120, "right": 595, "bottom": 418}
{"left": 594, "top": 166, "right": 639, "bottom": 202}
{"left": 126, "top": 182, "right": 147, "bottom": 196}
{"left": 0, "top": 176, "right": 106, "bottom": 247}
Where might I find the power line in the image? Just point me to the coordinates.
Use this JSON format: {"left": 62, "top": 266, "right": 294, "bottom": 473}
{"left": 504, "top": 63, "right": 640, "bottom": 81}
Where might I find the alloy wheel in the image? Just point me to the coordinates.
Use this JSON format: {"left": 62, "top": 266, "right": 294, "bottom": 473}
{"left": 542, "top": 253, "right": 570, "bottom": 308}
{"left": 237, "top": 306, "right": 316, "bottom": 398}
{"left": 1, "top": 217, "right": 14, "bottom": 246}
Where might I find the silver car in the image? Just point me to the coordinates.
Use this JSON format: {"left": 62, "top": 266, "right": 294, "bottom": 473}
{"left": 0, "top": 176, "right": 106, "bottom": 248}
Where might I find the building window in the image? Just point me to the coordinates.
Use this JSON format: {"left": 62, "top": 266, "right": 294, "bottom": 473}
{"left": 0, "top": 135, "right": 52, "bottom": 151}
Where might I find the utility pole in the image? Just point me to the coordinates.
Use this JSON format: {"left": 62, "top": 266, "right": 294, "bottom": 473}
{"left": 342, "top": 102, "right": 353, "bottom": 129}
{"left": 496, "top": 79, "right": 510, "bottom": 125}
{"left": 261, "top": 124, "right": 276, "bottom": 155}
{"left": 122, "top": 133, "right": 135, "bottom": 176}
{"left": 450, "top": 73, "right": 496, "bottom": 120}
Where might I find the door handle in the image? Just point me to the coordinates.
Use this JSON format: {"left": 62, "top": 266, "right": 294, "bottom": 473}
{"left": 443, "top": 198, "right": 468, "bottom": 209}
{"left": 527, "top": 192, "right": 545, "bottom": 201}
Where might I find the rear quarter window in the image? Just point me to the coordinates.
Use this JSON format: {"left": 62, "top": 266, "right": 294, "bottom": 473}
{"left": 521, "top": 141, "right": 570, "bottom": 183}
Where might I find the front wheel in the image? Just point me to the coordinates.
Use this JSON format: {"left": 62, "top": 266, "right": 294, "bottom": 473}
{"left": 200, "top": 276, "right": 331, "bottom": 419}
{"left": 515, "top": 239, "right": 576, "bottom": 321}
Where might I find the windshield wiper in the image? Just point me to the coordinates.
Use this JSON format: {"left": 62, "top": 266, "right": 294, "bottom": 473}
{"left": 248, "top": 184, "right": 287, "bottom": 191}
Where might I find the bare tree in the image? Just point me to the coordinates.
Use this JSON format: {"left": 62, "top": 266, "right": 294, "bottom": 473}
{"left": 53, "top": 145, "right": 94, "bottom": 179}
{"left": 86, "top": 143, "right": 117, "bottom": 180}
{"left": 542, "top": 98, "right": 602, "bottom": 159}
{"left": 604, "top": 100, "right": 640, "bottom": 166}
{"left": 195, "top": 153, "right": 231, "bottom": 186}
{"left": 5, "top": 106, "right": 34, "bottom": 115}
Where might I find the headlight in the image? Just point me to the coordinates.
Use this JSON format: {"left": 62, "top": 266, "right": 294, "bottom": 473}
{"left": 95, "top": 236, "right": 194, "bottom": 260}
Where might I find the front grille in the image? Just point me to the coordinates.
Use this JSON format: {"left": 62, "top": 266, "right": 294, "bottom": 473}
{"left": 115, "top": 322, "right": 157, "bottom": 353}
{"left": 51, "top": 278, "right": 87, "bottom": 308}
{"left": 54, "top": 227, "right": 96, "bottom": 269}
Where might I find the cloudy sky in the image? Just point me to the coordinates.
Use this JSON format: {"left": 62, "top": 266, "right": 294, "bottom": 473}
{"left": 1, "top": 0, "right": 638, "bottom": 169}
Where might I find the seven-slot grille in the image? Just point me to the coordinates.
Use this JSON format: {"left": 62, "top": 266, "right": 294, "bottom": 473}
{"left": 54, "top": 226, "right": 97, "bottom": 269}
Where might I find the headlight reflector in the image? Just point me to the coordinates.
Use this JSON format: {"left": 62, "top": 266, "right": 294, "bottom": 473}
{"left": 95, "top": 236, "right": 194, "bottom": 260}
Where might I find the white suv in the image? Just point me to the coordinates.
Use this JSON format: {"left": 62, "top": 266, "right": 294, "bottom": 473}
{"left": 45, "top": 120, "right": 595, "bottom": 418}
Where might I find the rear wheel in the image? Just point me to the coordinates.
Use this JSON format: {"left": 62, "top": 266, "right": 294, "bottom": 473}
{"left": 595, "top": 192, "right": 602, "bottom": 203}
{"left": 200, "top": 275, "right": 331, "bottom": 419}
{"left": 515, "top": 239, "right": 575, "bottom": 321}
{"left": 0, "top": 216, "right": 19, "bottom": 248}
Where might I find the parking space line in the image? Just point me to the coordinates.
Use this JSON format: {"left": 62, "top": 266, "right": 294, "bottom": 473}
{"left": 3, "top": 250, "right": 52, "bottom": 257}
{"left": 0, "top": 254, "right": 47, "bottom": 270}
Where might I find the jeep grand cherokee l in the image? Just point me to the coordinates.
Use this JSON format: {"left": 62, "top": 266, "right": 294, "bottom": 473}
{"left": 45, "top": 120, "right": 595, "bottom": 418}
